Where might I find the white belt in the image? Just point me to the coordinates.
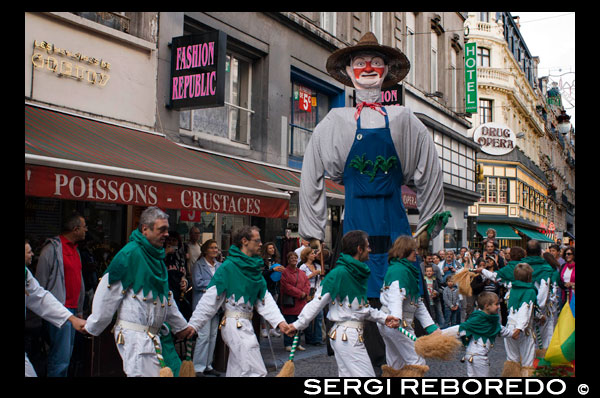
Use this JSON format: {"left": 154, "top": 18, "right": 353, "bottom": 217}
{"left": 224, "top": 310, "right": 253, "bottom": 320}
{"left": 116, "top": 319, "right": 160, "bottom": 335}
{"left": 334, "top": 320, "right": 364, "bottom": 329}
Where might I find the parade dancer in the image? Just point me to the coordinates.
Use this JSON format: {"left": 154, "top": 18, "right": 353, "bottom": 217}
{"left": 298, "top": 32, "right": 449, "bottom": 367}
{"left": 83, "top": 207, "right": 189, "bottom": 377}
{"left": 181, "top": 226, "right": 289, "bottom": 377}
{"left": 477, "top": 240, "right": 555, "bottom": 356}
{"left": 441, "top": 291, "right": 514, "bottom": 377}
{"left": 501, "top": 263, "right": 540, "bottom": 377}
{"left": 378, "top": 236, "right": 440, "bottom": 377}
{"left": 285, "top": 230, "right": 400, "bottom": 377}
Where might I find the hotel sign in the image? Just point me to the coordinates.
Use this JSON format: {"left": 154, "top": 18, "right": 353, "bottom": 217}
{"left": 464, "top": 42, "right": 477, "bottom": 113}
{"left": 473, "top": 122, "right": 516, "bottom": 156}
{"left": 169, "top": 30, "right": 227, "bottom": 110}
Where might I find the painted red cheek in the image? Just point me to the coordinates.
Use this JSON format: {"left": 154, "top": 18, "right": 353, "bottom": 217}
{"left": 353, "top": 64, "right": 385, "bottom": 79}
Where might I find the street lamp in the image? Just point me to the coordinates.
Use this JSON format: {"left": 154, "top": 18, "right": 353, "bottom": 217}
{"left": 557, "top": 110, "right": 572, "bottom": 135}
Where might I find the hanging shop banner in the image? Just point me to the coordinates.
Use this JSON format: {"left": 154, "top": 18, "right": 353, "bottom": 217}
{"left": 25, "top": 165, "right": 289, "bottom": 219}
{"left": 464, "top": 42, "right": 477, "bottom": 113}
{"left": 169, "top": 30, "right": 227, "bottom": 110}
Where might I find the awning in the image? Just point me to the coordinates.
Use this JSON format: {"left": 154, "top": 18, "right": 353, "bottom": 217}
{"left": 564, "top": 231, "right": 576, "bottom": 240}
{"left": 477, "top": 223, "right": 521, "bottom": 240}
{"left": 513, "top": 226, "right": 555, "bottom": 243}
{"left": 178, "top": 144, "right": 345, "bottom": 200}
{"left": 25, "top": 104, "right": 289, "bottom": 219}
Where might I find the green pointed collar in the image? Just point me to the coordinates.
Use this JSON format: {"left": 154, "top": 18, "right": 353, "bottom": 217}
{"left": 319, "top": 253, "right": 370, "bottom": 304}
{"left": 105, "top": 229, "right": 169, "bottom": 302}
{"left": 384, "top": 257, "right": 421, "bottom": 301}
{"left": 207, "top": 244, "right": 267, "bottom": 306}
{"left": 459, "top": 309, "right": 502, "bottom": 346}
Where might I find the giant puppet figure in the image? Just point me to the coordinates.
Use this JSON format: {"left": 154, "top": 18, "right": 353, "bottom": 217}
{"left": 299, "top": 32, "right": 449, "bottom": 367}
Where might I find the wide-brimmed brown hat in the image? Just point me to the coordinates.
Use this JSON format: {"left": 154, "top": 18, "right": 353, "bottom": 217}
{"left": 326, "top": 32, "right": 410, "bottom": 89}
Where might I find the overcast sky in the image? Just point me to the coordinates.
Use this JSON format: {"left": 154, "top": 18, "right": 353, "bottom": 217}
{"left": 511, "top": 12, "right": 575, "bottom": 127}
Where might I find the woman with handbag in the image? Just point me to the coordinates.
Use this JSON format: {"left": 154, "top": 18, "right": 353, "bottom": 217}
{"left": 280, "top": 251, "right": 310, "bottom": 351}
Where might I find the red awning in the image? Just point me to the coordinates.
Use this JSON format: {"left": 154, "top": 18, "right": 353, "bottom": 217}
{"left": 25, "top": 104, "right": 289, "bottom": 219}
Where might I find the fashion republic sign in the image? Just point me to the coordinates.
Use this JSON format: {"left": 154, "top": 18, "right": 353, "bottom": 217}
{"left": 169, "top": 30, "right": 227, "bottom": 110}
{"left": 25, "top": 165, "right": 289, "bottom": 219}
{"left": 473, "top": 122, "right": 516, "bottom": 156}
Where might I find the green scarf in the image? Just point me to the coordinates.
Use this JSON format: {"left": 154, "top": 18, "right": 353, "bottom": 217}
{"left": 384, "top": 257, "right": 421, "bottom": 301}
{"left": 459, "top": 309, "right": 502, "bottom": 346}
{"left": 507, "top": 280, "right": 538, "bottom": 311}
{"left": 105, "top": 229, "right": 169, "bottom": 302}
{"left": 319, "top": 253, "right": 370, "bottom": 304}
{"left": 496, "top": 257, "right": 555, "bottom": 284}
{"left": 207, "top": 245, "right": 267, "bottom": 306}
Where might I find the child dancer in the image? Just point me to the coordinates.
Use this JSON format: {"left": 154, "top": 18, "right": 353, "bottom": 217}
{"left": 502, "top": 262, "right": 539, "bottom": 377}
{"left": 441, "top": 291, "right": 514, "bottom": 377}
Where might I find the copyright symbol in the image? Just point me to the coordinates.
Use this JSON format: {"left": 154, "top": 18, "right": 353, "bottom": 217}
{"left": 578, "top": 384, "right": 589, "bottom": 395}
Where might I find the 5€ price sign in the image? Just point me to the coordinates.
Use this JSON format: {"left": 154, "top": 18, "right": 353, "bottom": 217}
{"left": 299, "top": 89, "right": 312, "bottom": 112}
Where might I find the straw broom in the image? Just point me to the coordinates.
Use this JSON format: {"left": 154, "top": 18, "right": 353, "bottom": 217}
{"left": 276, "top": 333, "right": 300, "bottom": 377}
{"left": 178, "top": 338, "right": 196, "bottom": 377}
{"left": 414, "top": 330, "right": 462, "bottom": 360}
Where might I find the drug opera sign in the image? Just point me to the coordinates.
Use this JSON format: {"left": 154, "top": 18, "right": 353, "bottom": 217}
{"left": 169, "top": 30, "right": 227, "bottom": 110}
{"left": 473, "top": 122, "right": 516, "bottom": 156}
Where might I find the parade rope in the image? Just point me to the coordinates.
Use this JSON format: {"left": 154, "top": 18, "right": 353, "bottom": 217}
{"left": 148, "top": 331, "right": 174, "bottom": 377}
{"left": 277, "top": 333, "right": 300, "bottom": 377}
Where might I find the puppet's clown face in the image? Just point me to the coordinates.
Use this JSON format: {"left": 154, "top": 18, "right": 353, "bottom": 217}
{"left": 346, "top": 53, "right": 388, "bottom": 90}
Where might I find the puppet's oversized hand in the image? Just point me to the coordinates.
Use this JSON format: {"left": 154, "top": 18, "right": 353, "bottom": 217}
{"left": 416, "top": 230, "right": 430, "bottom": 257}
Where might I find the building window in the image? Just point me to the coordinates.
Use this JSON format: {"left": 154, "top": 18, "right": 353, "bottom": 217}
{"left": 480, "top": 99, "right": 493, "bottom": 124}
{"left": 434, "top": 129, "right": 476, "bottom": 191}
{"left": 499, "top": 178, "right": 508, "bottom": 204}
{"left": 320, "top": 12, "right": 336, "bottom": 35}
{"left": 477, "top": 47, "right": 490, "bottom": 67}
{"left": 405, "top": 13, "right": 416, "bottom": 84}
{"left": 180, "top": 53, "right": 253, "bottom": 145}
{"left": 289, "top": 82, "right": 330, "bottom": 158}
{"left": 479, "top": 12, "right": 489, "bottom": 23}
{"left": 487, "top": 177, "right": 497, "bottom": 203}
{"left": 430, "top": 31, "right": 438, "bottom": 92}
{"left": 371, "top": 12, "right": 383, "bottom": 42}
{"left": 450, "top": 50, "right": 457, "bottom": 111}
{"left": 478, "top": 181, "right": 486, "bottom": 202}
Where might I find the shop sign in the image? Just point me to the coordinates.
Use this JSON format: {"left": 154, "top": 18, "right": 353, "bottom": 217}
{"left": 548, "top": 222, "right": 555, "bottom": 232}
{"left": 169, "top": 30, "right": 227, "bottom": 110}
{"left": 473, "top": 122, "right": 516, "bottom": 155}
{"left": 464, "top": 42, "right": 477, "bottom": 113}
{"left": 25, "top": 165, "right": 289, "bottom": 219}
{"left": 298, "top": 88, "right": 312, "bottom": 112}
{"left": 31, "top": 40, "right": 111, "bottom": 86}
{"left": 380, "top": 84, "right": 403, "bottom": 106}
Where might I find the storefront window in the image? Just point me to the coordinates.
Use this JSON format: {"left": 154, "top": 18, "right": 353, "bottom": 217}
{"left": 289, "top": 81, "right": 330, "bottom": 158}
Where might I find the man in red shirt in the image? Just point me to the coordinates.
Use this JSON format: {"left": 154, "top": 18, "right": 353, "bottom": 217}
{"left": 35, "top": 213, "right": 87, "bottom": 377}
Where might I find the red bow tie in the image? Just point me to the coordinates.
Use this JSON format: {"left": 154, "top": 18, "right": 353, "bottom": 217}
{"left": 355, "top": 102, "right": 387, "bottom": 120}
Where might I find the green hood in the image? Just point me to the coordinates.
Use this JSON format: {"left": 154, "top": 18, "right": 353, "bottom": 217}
{"left": 496, "top": 257, "right": 556, "bottom": 284}
{"left": 459, "top": 309, "right": 502, "bottom": 345}
{"left": 319, "top": 253, "right": 370, "bottom": 304}
{"left": 507, "top": 280, "right": 538, "bottom": 311}
{"left": 105, "top": 229, "right": 169, "bottom": 302}
{"left": 384, "top": 257, "right": 421, "bottom": 301}
{"left": 207, "top": 245, "right": 267, "bottom": 306}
